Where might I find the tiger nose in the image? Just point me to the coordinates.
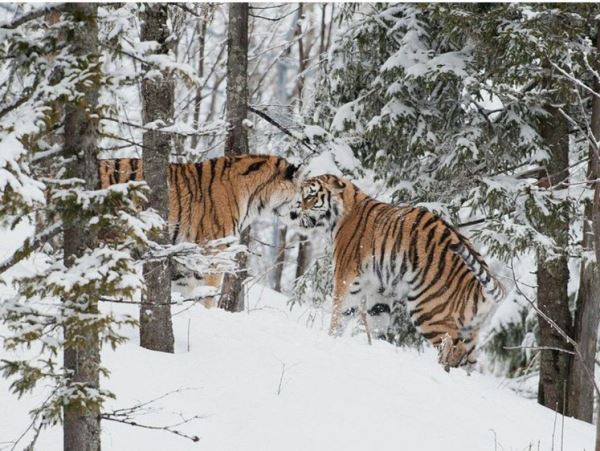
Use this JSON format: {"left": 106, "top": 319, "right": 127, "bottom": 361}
{"left": 290, "top": 211, "right": 298, "bottom": 220}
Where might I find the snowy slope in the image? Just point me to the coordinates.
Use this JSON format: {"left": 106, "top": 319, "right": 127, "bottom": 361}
{"left": 1, "top": 278, "right": 595, "bottom": 451}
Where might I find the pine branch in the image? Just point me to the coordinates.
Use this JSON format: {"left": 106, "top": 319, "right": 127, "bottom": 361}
{"left": 0, "top": 4, "right": 67, "bottom": 29}
{"left": 0, "top": 222, "right": 62, "bottom": 275}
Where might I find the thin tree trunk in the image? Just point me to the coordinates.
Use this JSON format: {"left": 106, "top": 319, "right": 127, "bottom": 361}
{"left": 191, "top": 7, "right": 207, "bottom": 151}
{"left": 62, "top": 4, "right": 101, "bottom": 450}
{"left": 295, "top": 236, "right": 311, "bottom": 280}
{"left": 220, "top": 2, "right": 249, "bottom": 312}
{"left": 139, "top": 3, "right": 174, "bottom": 353}
{"left": 223, "top": 2, "right": 249, "bottom": 155}
{"left": 274, "top": 224, "right": 287, "bottom": 292}
{"left": 536, "top": 102, "right": 572, "bottom": 414}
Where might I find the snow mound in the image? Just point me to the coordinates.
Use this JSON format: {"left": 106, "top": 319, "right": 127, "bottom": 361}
{"left": 1, "top": 283, "right": 594, "bottom": 451}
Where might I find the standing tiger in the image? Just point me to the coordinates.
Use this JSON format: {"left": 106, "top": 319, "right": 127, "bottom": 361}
{"left": 293, "top": 174, "right": 504, "bottom": 369}
{"left": 99, "top": 154, "right": 300, "bottom": 304}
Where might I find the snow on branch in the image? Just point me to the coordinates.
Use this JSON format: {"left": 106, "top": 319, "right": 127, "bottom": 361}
{"left": 0, "top": 222, "right": 62, "bottom": 275}
{"left": 0, "top": 3, "right": 67, "bottom": 30}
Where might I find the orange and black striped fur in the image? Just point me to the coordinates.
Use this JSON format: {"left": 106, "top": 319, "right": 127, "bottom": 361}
{"left": 99, "top": 155, "right": 300, "bottom": 304}
{"left": 294, "top": 175, "right": 504, "bottom": 369}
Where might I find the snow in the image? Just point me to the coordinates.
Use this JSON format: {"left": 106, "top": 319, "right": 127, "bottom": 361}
{"left": 1, "top": 269, "right": 595, "bottom": 450}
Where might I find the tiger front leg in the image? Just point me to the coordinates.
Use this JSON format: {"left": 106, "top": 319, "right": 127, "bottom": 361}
{"left": 329, "top": 275, "right": 360, "bottom": 336}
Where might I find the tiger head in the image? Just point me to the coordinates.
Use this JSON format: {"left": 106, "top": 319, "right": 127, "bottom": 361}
{"left": 292, "top": 174, "right": 358, "bottom": 231}
{"left": 237, "top": 155, "right": 302, "bottom": 222}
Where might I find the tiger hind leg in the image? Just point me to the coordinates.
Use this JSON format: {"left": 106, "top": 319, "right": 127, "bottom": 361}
{"left": 437, "top": 334, "right": 469, "bottom": 372}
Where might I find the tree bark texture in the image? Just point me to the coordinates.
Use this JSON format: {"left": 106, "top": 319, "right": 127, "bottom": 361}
{"left": 295, "top": 236, "right": 311, "bottom": 280}
{"left": 536, "top": 102, "right": 572, "bottom": 414}
{"left": 568, "top": 27, "right": 600, "bottom": 421}
{"left": 220, "top": 3, "right": 250, "bottom": 312}
{"left": 139, "top": 3, "right": 174, "bottom": 353}
{"left": 224, "top": 2, "right": 249, "bottom": 155}
{"left": 62, "top": 4, "right": 101, "bottom": 451}
{"left": 274, "top": 225, "right": 287, "bottom": 292}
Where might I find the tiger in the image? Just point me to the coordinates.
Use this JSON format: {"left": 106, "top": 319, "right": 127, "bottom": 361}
{"left": 293, "top": 174, "right": 505, "bottom": 370}
{"left": 99, "top": 154, "right": 300, "bottom": 305}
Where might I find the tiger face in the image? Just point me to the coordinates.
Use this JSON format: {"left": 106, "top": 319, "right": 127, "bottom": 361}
{"left": 237, "top": 155, "right": 301, "bottom": 220}
{"left": 292, "top": 175, "right": 348, "bottom": 231}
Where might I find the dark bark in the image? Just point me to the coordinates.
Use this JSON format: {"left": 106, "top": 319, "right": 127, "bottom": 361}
{"left": 139, "top": 3, "right": 174, "bottom": 353}
{"left": 219, "top": 228, "right": 249, "bottom": 312}
{"left": 274, "top": 225, "right": 287, "bottom": 292}
{"left": 220, "top": 3, "right": 250, "bottom": 312}
{"left": 295, "top": 235, "right": 311, "bottom": 280}
{"left": 224, "top": 2, "right": 249, "bottom": 155}
{"left": 62, "top": 4, "right": 101, "bottom": 451}
{"left": 568, "top": 26, "right": 600, "bottom": 421}
{"left": 536, "top": 102, "right": 572, "bottom": 414}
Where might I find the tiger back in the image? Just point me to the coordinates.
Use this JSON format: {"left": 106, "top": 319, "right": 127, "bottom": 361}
{"left": 99, "top": 154, "right": 300, "bottom": 304}
{"left": 295, "top": 174, "right": 504, "bottom": 369}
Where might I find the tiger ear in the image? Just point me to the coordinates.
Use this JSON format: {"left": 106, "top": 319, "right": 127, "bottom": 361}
{"left": 330, "top": 177, "right": 346, "bottom": 192}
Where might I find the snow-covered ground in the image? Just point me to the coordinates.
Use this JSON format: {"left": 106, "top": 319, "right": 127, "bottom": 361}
{"left": 0, "top": 282, "right": 594, "bottom": 451}
{"left": 0, "top": 225, "right": 595, "bottom": 451}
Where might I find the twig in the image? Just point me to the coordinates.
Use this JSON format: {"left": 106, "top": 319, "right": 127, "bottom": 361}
{"left": 248, "top": 105, "right": 315, "bottom": 153}
{"left": 510, "top": 259, "right": 600, "bottom": 398}
{"left": 101, "top": 415, "right": 200, "bottom": 443}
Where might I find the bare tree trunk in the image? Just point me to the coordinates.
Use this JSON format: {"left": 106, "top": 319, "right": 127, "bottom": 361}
{"left": 223, "top": 2, "right": 249, "bottom": 155}
{"left": 191, "top": 6, "right": 207, "bottom": 151}
{"left": 139, "top": 3, "right": 174, "bottom": 353}
{"left": 274, "top": 224, "right": 287, "bottom": 292}
{"left": 62, "top": 4, "right": 101, "bottom": 450}
{"left": 220, "top": 3, "right": 249, "bottom": 312}
{"left": 295, "top": 236, "right": 311, "bottom": 280}
{"left": 590, "top": 25, "right": 600, "bottom": 449}
{"left": 568, "top": 28, "right": 600, "bottom": 420}
{"left": 536, "top": 102, "right": 572, "bottom": 414}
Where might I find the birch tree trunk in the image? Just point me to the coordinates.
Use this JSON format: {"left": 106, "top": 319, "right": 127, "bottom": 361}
{"left": 62, "top": 4, "right": 101, "bottom": 450}
{"left": 139, "top": 3, "right": 174, "bottom": 353}
{"left": 220, "top": 2, "right": 249, "bottom": 312}
{"left": 536, "top": 102, "right": 572, "bottom": 414}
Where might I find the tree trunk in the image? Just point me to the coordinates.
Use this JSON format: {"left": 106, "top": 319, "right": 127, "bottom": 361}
{"left": 568, "top": 25, "right": 600, "bottom": 421}
{"left": 139, "top": 3, "right": 174, "bottom": 353}
{"left": 536, "top": 102, "right": 572, "bottom": 414}
{"left": 223, "top": 2, "right": 249, "bottom": 155}
{"left": 295, "top": 236, "right": 311, "bottom": 280}
{"left": 62, "top": 4, "right": 101, "bottom": 450}
{"left": 274, "top": 224, "right": 287, "bottom": 292}
{"left": 220, "top": 3, "right": 250, "bottom": 312}
{"left": 191, "top": 6, "right": 207, "bottom": 151}
{"left": 590, "top": 26, "right": 600, "bottom": 450}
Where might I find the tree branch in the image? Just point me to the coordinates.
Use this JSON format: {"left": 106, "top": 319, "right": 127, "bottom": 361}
{"left": 0, "top": 222, "right": 62, "bottom": 275}
{"left": 0, "top": 4, "right": 66, "bottom": 29}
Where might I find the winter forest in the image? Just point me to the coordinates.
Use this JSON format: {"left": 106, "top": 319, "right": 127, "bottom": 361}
{"left": 2, "top": 2, "right": 600, "bottom": 450}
